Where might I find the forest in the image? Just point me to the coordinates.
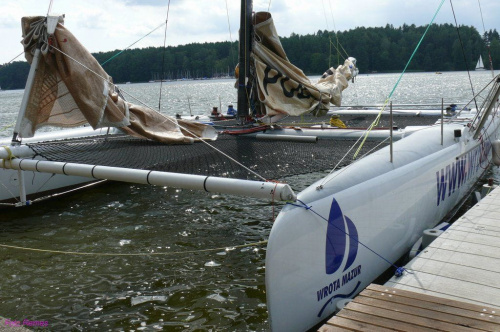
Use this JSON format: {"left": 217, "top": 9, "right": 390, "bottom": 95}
{"left": 0, "top": 23, "right": 499, "bottom": 90}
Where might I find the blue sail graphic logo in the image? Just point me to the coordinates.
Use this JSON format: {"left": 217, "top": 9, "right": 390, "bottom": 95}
{"left": 325, "top": 198, "right": 359, "bottom": 274}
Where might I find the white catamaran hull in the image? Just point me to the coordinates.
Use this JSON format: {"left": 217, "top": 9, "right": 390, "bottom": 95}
{"left": 266, "top": 116, "right": 499, "bottom": 331}
{"left": 0, "top": 127, "right": 115, "bottom": 204}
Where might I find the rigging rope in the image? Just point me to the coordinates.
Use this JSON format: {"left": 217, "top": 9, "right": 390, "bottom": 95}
{"left": 0, "top": 240, "right": 268, "bottom": 257}
{"left": 327, "top": 0, "right": 343, "bottom": 67}
{"left": 50, "top": 44, "right": 271, "bottom": 182}
{"left": 2, "top": 51, "right": 24, "bottom": 65}
{"left": 476, "top": 0, "right": 495, "bottom": 77}
{"left": 353, "top": 0, "right": 446, "bottom": 159}
{"left": 449, "top": 0, "right": 479, "bottom": 111}
{"left": 158, "top": 0, "right": 171, "bottom": 111}
{"left": 100, "top": 22, "right": 167, "bottom": 67}
{"left": 287, "top": 200, "right": 407, "bottom": 277}
{"left": 225, "top": 0, "right": 237, "bottom": 67}
{"left": 47, "top": 0, "right": 54, "bottom": 15}
{"left": 321, "top": 0, "right": 349, "bottom": 67}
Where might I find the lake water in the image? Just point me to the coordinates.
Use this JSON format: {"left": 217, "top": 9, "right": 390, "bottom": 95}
{"left": 0, "top": 70, "right": 498, "bottom": 331}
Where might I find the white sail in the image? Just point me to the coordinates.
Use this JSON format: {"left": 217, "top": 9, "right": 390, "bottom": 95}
{"left": 476, "top": 55, "right": 485, "bottom": 70}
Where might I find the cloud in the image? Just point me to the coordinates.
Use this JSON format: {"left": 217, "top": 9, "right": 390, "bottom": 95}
{"left": 0, "top": 0, "right": 499, "bottom": 64}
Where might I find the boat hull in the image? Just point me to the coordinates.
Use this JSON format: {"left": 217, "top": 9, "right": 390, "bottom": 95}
{"left": 265, "top": 118, "right": 499, "bottom": 331}
{"left": 0, "top": 127, "right": 114, "bottom": 204}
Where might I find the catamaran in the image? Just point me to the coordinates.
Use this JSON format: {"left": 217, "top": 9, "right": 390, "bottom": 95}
{"left": 1, "top": 1, "right": 500, "bottom": 331}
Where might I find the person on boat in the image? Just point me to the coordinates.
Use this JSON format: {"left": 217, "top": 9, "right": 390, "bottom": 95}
{"left": 227, "top": 104, "right": 237, "bottom": 116}
{"left": 329, "top": 114, "right": 346, "bottom": 128}
{"left": 211, "top": 107, "right": 220, "bottom": 117}
{"left": 445, "top": 104, "right": 458, "bottom": 116}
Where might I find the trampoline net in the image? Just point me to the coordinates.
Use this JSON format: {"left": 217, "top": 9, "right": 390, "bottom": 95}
{"left": 27, "top": 133, "right": 389, "bottom": 181}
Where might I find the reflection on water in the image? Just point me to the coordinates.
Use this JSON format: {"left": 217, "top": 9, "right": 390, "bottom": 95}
{"left": 0, "top": 71, "right": 498, "bottom": 330}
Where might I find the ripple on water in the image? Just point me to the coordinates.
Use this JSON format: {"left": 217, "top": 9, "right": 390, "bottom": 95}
{"left": 1, "top": 73, "right": 495, "bottom": 330}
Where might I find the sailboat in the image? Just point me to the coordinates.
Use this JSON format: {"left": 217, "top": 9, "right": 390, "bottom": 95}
{"left": 476, "top": 54, "right": 486, "bottom": 70}
{"left": 1, "top": 1, "right": 500, "bottom": 332}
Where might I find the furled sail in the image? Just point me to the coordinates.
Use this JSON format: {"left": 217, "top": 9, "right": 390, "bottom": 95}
{"left": 19, "top": 16, "right": 216, "bottom": 143}
{"left": 252, "top": 12, "right": 359, "bottom": 117}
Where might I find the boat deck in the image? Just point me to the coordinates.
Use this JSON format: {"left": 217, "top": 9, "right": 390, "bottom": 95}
{"left": 319, "top": 185, "right": 500, "bottom": 331}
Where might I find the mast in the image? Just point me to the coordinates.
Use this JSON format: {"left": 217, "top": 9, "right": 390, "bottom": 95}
{"left": 237, "top": 0, "right": 252, "bottom": 122}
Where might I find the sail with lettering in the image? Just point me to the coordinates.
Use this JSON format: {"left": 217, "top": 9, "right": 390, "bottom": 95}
{"left": 251, "top": 12, "right": 358, "bottom": 118}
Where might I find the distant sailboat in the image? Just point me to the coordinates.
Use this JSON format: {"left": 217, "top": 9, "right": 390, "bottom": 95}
{"left": 476, "top": 55, "right": 486, "bottom": 70}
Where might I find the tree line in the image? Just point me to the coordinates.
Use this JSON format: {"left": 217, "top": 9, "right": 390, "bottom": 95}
{"left": 1, "top": 23, "right": 498, "bottom": 90}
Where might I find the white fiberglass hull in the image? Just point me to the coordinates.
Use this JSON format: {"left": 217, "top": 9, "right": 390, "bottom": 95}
{"left": 245, "top": 127, "right": 407, "bottom": 141}
{"left": 265, "top": 116, "right": 500, "bottom": 331}
{"left": 0, "top": 127, "right": 114, "bottom": 204}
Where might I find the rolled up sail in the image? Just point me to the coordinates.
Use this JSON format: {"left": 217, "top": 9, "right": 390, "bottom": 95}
{"left": 19, "top": 16, "right": 216, "bottom": 143}
{"left": 252, "top": 12, "right": 358, "bottom": 117}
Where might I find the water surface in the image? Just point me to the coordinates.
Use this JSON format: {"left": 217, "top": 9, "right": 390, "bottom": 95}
{"left": 0, "top": 71, "right": 497, "bottom": 330}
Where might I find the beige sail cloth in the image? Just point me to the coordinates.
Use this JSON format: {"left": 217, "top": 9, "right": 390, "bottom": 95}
{"left": 19, "top": 16, "right": 216, "bottom": 143}
{"left": 252, "top": 12, "right": 358, "bottom": 117}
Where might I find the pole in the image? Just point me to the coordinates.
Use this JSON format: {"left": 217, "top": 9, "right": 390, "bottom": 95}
{"left": 12, "top": 47, "right": 42, "bottom": 144}
{"left": 441, "top": 98, "right": 444, "bottom": 145}
{"left": 237, "top": 0, "right": 252, "bottom": 123}
{"left": 390, "top": 101, "right": 393, "bottom": 163}
{"left": 1, "top": 159, "right": 297, "bottom": 202}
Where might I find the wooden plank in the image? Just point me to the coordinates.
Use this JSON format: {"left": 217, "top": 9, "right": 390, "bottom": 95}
{"left": 343, "top": 301, "right": 476, "bottom": 332}
{"left": 321, "top": 316, "right": 392, "bottom": 332}
{"left": 451, "top": 223, "right": 500, "bottom": 234}
{"left": 425, "top": 238, "right": 500, "bottom": 260}
{"left": 335, "top": 308, "right": 436, "bottom": 332}
{"left": 458, "top": 208, "right": 500, "bottom": 221}
{"left": 317, "top": 320, "right": 353, "bottom": 332}
{"left": 384, "top": 275, "right": 500, "bottom": 308}
{"left": 404, "top": 256, "right": 500, "bottom": 290}
{"left": 478, "top": 195, "right": 500, "bottom": 207}
{"left": 433, "top": 230, "right": 500, "bottom": 249}
{"left": 455, "top": 215, "right": 500, "bottom": 228}
{"left": 355, "top": 294, "right": 500, "bottom": 331}
{"left": 416, "top": 246, "right": 500, "bottom": 274}
{"left": 470, "top": 196, "right": 500, "bottom": 208}
{"left": 368, "top": 285, "right": 500, "bottom": 317}
{"left": 363, "top": 287, "right": 500, "bottom": 323}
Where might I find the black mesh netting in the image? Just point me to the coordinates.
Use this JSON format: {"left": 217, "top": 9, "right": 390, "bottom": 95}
{"left": 26, "top": 133, "right": 390, "bottom": 181}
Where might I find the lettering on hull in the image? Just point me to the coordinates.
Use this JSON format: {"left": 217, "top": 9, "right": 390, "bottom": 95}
{"left": 436, "top": 141, "right": 491, "bottom": 206}
{"left": 316, "top": 198, "right": 362, "bottom": 317}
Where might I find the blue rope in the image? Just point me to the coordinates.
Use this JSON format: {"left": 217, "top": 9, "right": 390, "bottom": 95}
{"left": 385, "top": 0, "right": 446, "bottom": 101}
{"left": 100, "top": 22, "right": 167, "bottom": 66}
{"left": 288, "top": 200, "right": 408, "bottom": 277}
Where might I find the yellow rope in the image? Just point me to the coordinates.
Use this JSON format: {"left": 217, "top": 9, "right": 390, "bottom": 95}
{"left": 353, "top": 99, "right": 390, "bottom": 159}
{"left": 1, "top": 145, "right": 14, "bottom": 159}
{"left": 1, "top": 145, "right": 16, "bottom": 169}
{"left": 0, "top": 123, "right": 15, "bottom": 133}
{"left": 0, "top": 240, "right": 268, "bottom": 256}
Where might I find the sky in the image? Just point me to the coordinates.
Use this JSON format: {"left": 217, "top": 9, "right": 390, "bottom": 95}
{"left": 0, "top": 0, "right": 499, "bottom": 65}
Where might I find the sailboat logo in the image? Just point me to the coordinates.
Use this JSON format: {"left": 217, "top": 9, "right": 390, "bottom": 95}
{"left": 316, "top": 198, "right": 361, "bottom": 317}
{"left": 325, "top": 198, "right": 359, "bottom": 274}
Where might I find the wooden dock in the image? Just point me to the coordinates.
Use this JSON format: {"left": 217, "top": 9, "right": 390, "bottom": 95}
{"left": 319, "top": 284, "right": 500, "bottom": 331}
{"left": 319, "top": 185, "right": 500, "bottom": 331}
{"left": 318, "top": 284, "right": 500, "bottom": 332}
{"left": 385, "top": 185, "right": 500, "bottom": 308}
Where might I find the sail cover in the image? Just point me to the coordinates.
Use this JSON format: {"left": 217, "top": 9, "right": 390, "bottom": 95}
{"left": 252, "top": 12, "right": 358, "bottom": 117}
{"left": 19, "top": 16, "right": 216, "bottom": 144}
